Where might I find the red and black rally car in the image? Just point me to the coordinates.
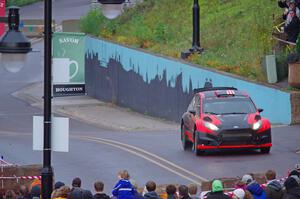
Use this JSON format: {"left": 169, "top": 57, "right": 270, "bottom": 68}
{"left": 181, "top": 87, "right": 272, "bottom": 155}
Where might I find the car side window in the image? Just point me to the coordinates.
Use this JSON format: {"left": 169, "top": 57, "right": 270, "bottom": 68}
{"left": 195, "top": 95, "right": 201, "bottom": 116}
{"left": 188, "top": 97, "right": 195, "bottom": 112}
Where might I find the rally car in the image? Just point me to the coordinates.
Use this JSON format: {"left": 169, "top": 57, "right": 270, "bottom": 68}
{"left": 181, "top": 87, "right": 272, "bottom": 155}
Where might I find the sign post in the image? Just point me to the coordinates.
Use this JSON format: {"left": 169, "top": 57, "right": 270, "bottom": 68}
{"left": 0, "top": 0, "right": 5, "bottom": 37}
{"left": 52, "top": 32, "right": 86, "bottom": 96}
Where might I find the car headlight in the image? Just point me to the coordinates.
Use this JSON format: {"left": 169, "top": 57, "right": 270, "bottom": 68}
{"left": 204, "top": 121, "right": 219, "bottom": 131}
{"left": 252, "top": 120, "right": 262, "bottom": 130}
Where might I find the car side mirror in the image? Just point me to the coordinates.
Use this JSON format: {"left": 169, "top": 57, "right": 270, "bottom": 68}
{"left": 189, "top": 110, "right": 196, "bottom": 115}
{"left": 258, "top": 108, "right": 264, "bottom": 113}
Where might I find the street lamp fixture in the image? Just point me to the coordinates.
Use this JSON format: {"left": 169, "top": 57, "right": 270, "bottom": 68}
{"left": 181, "top": 0, "right": 204, "bottom": 59}
{"left": 0, "top": 7, "right": 32, "bottom": 73}
{"left": 98, "top": 0, "right": 125, "bottom": 19}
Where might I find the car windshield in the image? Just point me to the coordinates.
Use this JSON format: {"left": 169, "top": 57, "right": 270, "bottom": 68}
{"left": 203, "top": 97, "right": 256, "bottom": 115}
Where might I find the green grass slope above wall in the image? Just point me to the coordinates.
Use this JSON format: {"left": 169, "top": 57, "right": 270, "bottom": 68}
{"left": 80, "top": 0, "right": 282, "bottom": 82}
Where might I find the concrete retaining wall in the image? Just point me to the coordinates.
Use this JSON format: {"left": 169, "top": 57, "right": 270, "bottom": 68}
{"left": 85, "top": 36, "right": 293, "bottom": 125}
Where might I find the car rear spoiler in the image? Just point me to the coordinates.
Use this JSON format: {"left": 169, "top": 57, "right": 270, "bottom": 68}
{"left": 193, "top": 87, "right": 237, "bottom": 94}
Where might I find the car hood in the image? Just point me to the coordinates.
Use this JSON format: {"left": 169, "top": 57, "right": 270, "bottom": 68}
{"left": 216, "top": 114, "right": 250, "bottom": 129}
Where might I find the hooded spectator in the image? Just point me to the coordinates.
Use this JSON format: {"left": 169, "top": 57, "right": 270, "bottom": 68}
{"left": 144, "top": 181, "right": 160, "bottom": 199}
{"left": 206, "top": 180, "right": 231, "bottom": 199}
{"left": 166, "top": 185, "right": 177, "bottom": 199}
{"left": 242, "top": 175, "right": 266, "bottom": 199}
{"left": 31, "top": 186, "right": 41, "bottom": 199}
{"left": 282, "top": 176, "right": 300, "bottom": 199}
{"left": 93, "top": 181, "right": 110, "bottom": 199}
{"left": 265, "top": 170, "right": 284, "bottom": 199}
{"left": 232, "top": 189, "right": 245, "bottom": 199}
{"left": 284, "top": 9, "right": 300, "bottom": 42}
{"left": 52, "top": 182, "right": 66, "bottom": 199}
{"left": 112, "top": 170, "right": 135, "bottom": 199}
{"left": 178, "top": 185, "right": 191, "bottom": 199}
{"left": 188, "top": 184, "right": 199, "bottom": 199}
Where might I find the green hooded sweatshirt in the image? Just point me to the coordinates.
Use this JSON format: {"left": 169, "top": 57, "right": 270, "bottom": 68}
{"left": 212, "top": 180, "right": 223, "bottom": 192}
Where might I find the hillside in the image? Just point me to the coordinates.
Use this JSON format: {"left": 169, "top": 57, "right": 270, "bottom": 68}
{"left": 80, "top": 0, "right": 282, "bottom": 81}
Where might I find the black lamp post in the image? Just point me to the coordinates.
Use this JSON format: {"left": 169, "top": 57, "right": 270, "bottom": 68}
{"left": 0, "top": 3, "right": 53, "bottom": 199}
{"left": 42, "top": 1, "right": 53, "bottom": 199}
{"left": 181, "top": 0, "right": 204, "bottom": 59}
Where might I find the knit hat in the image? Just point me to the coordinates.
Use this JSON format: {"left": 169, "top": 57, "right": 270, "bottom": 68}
{"left": 54, "top": 181, "right": 65, "bottom": 189}
{"left": 31, "top": 185, "right": 41, "bottom": 197}
{"left": 233, "top": 188, "right": 245, "bottom": 199}
{"left": 241, "top": 174, "right": 253, "bottom": 185}
{"left": 212, "top": 180, "right": 223, "bottom": 192}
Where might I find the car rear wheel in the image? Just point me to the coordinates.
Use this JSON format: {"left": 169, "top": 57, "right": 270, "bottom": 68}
{"left": 181, "top": 125, "right": 192, "bottom": 150}
{"left": 193, "top": 132, "right": 204, "bottom": 156}
{"left": 260, "top": 147, "right": 271, "bottom": 154}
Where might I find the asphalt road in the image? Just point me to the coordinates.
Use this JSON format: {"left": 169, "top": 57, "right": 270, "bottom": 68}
{"left": 0, "top": 0, "right": 300, "bottom": 194}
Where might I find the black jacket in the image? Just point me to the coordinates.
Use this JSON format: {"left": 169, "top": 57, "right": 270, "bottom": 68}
{"left": 206, "top": 191, "right": 231, "bottom": 199}
{"left": 282, "top": 187, "right": 300, "bottom": 199}
{"left": 284, "top": 16, "right": 300, "bottom": 43}
{"left": 93, "top": 193, "right": 110, "bottom": 199}
{"left": 265, "top": 180, "right": 284, "bottom": 199}
{"left": 144, "top": 192, "right": 160, "bottom": 199}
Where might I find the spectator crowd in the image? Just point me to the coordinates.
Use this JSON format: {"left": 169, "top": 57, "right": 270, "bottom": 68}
{"left": 278, "top": 0, "right": 300, "bottom": 43}
{"left": 1, "top": 167, "right": 300, "bottom": 199}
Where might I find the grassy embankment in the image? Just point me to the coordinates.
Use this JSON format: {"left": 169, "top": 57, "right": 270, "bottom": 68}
{"left": 80, "top": 0, "right": 282, "bottom": 82}
{"left": 7, "top": 0, "right": 41, "bottom": 7}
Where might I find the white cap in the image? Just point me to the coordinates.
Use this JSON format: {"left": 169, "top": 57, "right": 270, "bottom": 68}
{"left": 241, "top": 174, "right": 253, "bottom": 184}
{"left": 233, "top": 188, "right": 245, "bottom": 199}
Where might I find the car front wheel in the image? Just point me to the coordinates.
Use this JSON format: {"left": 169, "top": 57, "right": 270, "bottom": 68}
{"left": 181, "top": 125, "right": 191, "bottom": 150}
{"left": 193, "top": 132, "right": 204, "bottom": 156}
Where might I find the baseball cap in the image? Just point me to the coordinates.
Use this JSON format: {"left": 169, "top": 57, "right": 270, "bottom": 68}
{"left": 241, "top": 174, "right": 253, "bottom": 185}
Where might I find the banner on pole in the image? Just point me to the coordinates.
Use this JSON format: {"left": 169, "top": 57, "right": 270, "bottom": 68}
{"left": 0, "top": 0, "right": 5, "bottom": 37}
{"left": 52, "top": 32, "right": 86, "bottom": 97}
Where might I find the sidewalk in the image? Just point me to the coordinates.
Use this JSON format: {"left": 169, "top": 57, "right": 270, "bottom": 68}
{"left": 12, "top": 82, "right": 178, "bottom": 132}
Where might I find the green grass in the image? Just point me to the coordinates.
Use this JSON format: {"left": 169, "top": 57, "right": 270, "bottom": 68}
{"left": 7, "top": 0, "right": 41, "bottom": 7}
{"left": 80, "top": 0, "right": 282, "bottom": 82}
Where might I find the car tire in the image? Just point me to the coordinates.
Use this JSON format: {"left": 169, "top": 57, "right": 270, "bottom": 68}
{"left": 193, "top": 132, "right": 204, "bottom": 156}
{"left": 181, "top": 125, "right": 192, "bottom": 150}
{"left": 260, "top": 147, "right": 271, "bottom": 154}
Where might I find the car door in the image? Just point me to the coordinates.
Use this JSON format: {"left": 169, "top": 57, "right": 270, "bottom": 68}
{"left": 183, "top": 96, "right": 197, "bottom": 132}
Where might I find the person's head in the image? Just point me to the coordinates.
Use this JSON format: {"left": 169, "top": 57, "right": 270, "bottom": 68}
{"left": 54, "top": 181, "right": 65, "bottom": 190}
{"left": 4, "top": 190, "right": 16, "bottom": 199}
{"left": 241, "top": 174, "right": 253, "bottom": 185}
{"left": 146, "top": 181, "right": 156, "bottom": 192}
{"left": 94, "top": 181, "right": 104, "bottom": 192}
{"left": 31, "top": 186, "right": 41, "bottom": 199}
{"left": 118, "top": 170, "right": 130, "bottom": 180}
{"left": 289, "top": 169, "right": 300, "bottom": 177}
{"left": 178, "top": 185, "right": 189, "bottom": 198}
{"left": 212, "top": 180, "right": 223, "bottom": 193}
{"left": 265, "top": 170, "right": 276, "bottom": 181}
{"left": 188, "top": 183, "right": 197, "bottom": 195}
{"left": 232, "top": 188, "right": 245, "bottom": 199}
{"left": 284, "top": 176, "right": 300, "bottom": 191}
{"left": 289, "top": 9, "right": 296, "bottom": 17}
{"left": 72, "top": 177, "right": 81, "bottom": 188}
{"left": 19, "top": 185, "right": 29, "bottom": 196}
{"left": 166, "top": 184, "right": 177, "bottom": 196}
{"left": 30, "top": 179, "right": 41, "bottom": 191}
{"left": 56, "top": 186, "right": 70, "bottom": 198}
{"left": 289, "top": 0, "right": 296, "bottom": 8}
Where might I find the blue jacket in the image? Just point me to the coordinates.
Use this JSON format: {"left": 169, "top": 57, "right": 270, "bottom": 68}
{"left": 112, "top": 179, "right": 135, "bottom": 199}
{"left": 247, "top": 182, "right": 266, "bottom": 199}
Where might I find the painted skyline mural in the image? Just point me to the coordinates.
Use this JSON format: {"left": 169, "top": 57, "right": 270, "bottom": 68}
{"left": 84, "top": 37, "right": 291, "bottom": 124}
